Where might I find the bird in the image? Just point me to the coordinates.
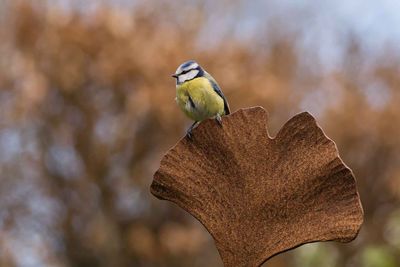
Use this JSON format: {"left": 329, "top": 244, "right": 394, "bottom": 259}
{"left": 172, "top": 60, "right": 230, "bottom": 139}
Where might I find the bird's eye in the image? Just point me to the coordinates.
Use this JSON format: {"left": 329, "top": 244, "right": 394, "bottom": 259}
{"left": 181, "top": 68, "right": 194, "bottom": 75}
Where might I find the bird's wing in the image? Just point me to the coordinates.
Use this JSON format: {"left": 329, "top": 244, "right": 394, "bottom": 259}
{"left": 205, "top": 72, "right": 230, "bottom": 115}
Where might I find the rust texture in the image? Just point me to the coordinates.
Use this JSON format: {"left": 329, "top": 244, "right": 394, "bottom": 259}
{"left": 150, "top": 107, "right": 364, "bottom": 267}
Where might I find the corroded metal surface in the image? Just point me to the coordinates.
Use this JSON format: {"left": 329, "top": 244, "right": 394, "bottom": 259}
{"left": 151, "top": 107, "right": 363, "bottom": 267}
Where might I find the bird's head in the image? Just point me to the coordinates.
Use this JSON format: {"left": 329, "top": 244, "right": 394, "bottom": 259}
{"left": 172, "top": 60, "right": 204, "bottom": 85}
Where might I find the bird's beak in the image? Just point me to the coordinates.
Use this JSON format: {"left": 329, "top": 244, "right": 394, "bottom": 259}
{"left": 171, "top": 74, "right": 178, "bottom": 78}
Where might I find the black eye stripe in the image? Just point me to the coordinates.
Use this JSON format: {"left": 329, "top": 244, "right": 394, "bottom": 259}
{"left": 179, "top": 67, "right": 199, "bottom": 75}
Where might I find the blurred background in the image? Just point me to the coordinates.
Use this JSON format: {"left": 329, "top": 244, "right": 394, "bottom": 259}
{"left": 0, "top": 0, "right": 399, "bottom": 266}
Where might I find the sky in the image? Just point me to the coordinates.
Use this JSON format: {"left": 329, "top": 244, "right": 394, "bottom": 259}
{"left": 47, "top": 0, "right": 400, "bottom": 73}
{"left": 198, "top": 0, "right": 400, "bottom": 72}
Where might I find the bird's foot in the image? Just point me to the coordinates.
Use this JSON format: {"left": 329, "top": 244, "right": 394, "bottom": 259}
{"left": 215, "top": 114, "right": 223, "bottom": 127}
{"left": 185, "top": 121, "right": 198, "bottom": 140}
{"left": 186, "top": 129, "right": 193, "bottom": 140}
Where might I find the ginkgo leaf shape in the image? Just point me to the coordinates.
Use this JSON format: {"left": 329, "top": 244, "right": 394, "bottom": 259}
{"left": 151, "top": 107, "right": 363, "bottom": 267}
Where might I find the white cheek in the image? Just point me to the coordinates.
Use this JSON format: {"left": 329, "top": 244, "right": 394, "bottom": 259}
{"left": 178, "top": 69, "right": 199, "bottom": 83}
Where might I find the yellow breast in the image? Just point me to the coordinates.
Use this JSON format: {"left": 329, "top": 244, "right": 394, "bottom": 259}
{"left": 176, "top": 77, "right": 225, "bottom": 121}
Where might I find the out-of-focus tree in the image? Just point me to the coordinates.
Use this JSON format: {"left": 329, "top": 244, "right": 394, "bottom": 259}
{"left": 0, "top": 1, "right": 399, "bottom": 266}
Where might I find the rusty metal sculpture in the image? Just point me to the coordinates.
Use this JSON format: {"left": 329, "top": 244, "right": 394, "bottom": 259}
{"left": 151, "top": 107, "right": 363, "bottom": 267}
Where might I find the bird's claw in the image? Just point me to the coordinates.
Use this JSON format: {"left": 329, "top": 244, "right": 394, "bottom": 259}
{"left": 186, "top": 129, "right": 193, "bottom": 140}
{"left": 186, "top": 121, "right": 198, "bottom": 140}
{"left": 215, "top": 114, "right": 223, "bottom": 127}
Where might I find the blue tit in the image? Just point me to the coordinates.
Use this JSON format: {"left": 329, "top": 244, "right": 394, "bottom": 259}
{"left": 172, "top": 60, "right": 230, "bottom": 139}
